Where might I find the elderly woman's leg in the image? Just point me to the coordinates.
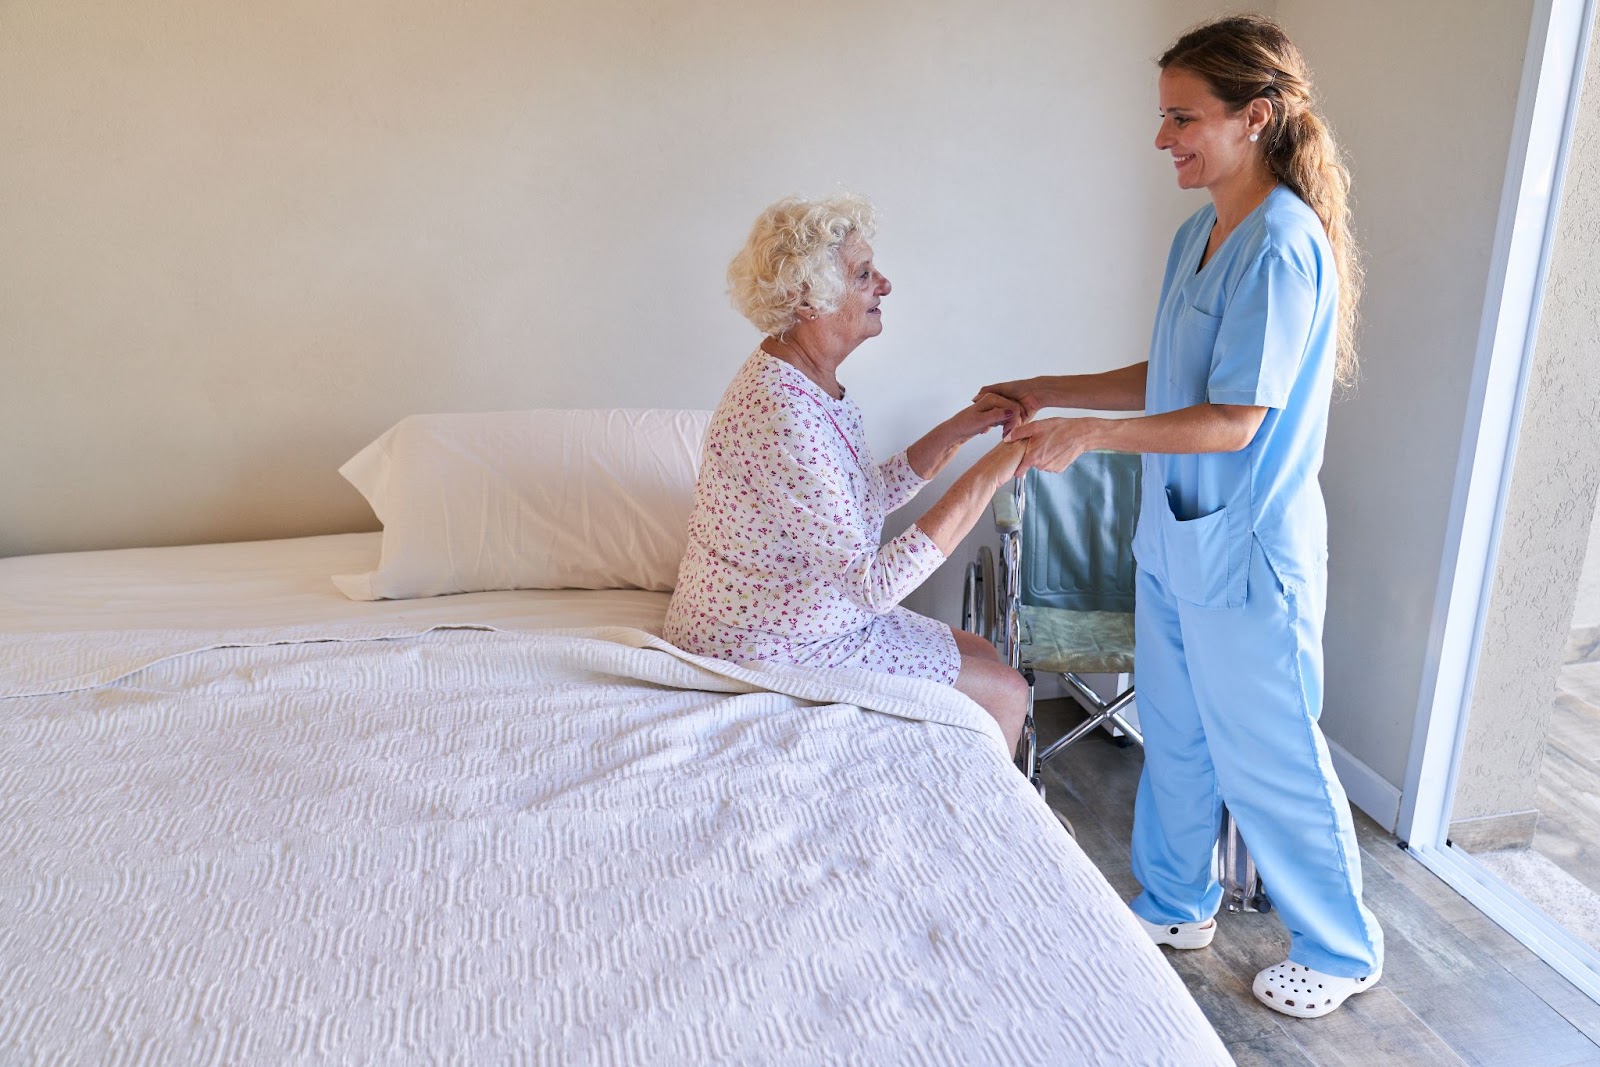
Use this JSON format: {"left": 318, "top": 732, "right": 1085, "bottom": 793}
{"left": 950, "top": 626, "right": 1029, "bottom": 756}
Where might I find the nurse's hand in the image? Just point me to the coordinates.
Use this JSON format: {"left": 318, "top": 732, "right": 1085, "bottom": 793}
{"left": 973, "top": 376, "right": 1062, "bottom": 419}
{"left": 1006, "top": 417, "right": 1103, "bottom": 474}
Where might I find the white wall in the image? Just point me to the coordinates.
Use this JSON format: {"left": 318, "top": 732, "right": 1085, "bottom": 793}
{"left": 1, "top": 0, "right": 1207, "bottom": 582}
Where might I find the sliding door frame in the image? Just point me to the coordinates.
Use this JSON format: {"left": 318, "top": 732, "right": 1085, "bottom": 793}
{"left": 1397, "top": 0, "right": 1600, "bottom": 1003}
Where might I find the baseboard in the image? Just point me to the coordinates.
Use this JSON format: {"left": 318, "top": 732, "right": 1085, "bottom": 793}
{"left": 1447, "top": 810, "right": 1540, "bottom": 851}
{"left": 1327, "top": 737, "right": 1402, "bottom": 832}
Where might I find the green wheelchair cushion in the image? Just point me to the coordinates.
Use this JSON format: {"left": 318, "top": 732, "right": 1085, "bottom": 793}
{"left": 1020, "top": 604, "right": 1135, "bottom": 675}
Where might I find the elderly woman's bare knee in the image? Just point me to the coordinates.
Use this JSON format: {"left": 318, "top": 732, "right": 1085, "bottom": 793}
{"left": 953, "top": 655, "right": 1029, "bottom": 757}
{"left": 951, "top": 625, "right": 1004, "bottom": 663}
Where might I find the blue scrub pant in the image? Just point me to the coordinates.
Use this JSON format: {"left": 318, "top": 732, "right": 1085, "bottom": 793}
{"left": 1128, "top": 539, "right": 1383, "bottom": 978}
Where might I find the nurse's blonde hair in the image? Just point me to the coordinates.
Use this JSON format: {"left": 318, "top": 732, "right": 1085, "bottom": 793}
{"left": 728, "top": 193, "right": 877, "bottom": 337}
{"left": 1161, "top": 15, "right": 1362, "bottom": 389}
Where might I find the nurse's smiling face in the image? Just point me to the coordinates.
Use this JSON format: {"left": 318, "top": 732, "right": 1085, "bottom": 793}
{"left": 1155, "top": 66, "right": 1262, "bottom": 194}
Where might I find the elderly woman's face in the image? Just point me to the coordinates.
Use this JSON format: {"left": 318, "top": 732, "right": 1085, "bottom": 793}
{"left": 811, "top": 231, "right": 891, "bottom": 348}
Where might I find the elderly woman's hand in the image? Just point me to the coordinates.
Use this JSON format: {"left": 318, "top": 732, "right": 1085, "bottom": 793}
{"left": 948, "top": 392, "right": 1023, "bottom": 440}
{"left": 907, "top": 394, "right": 1021, "bottom": 481}
{"left": 1006, "top": 417, "right": 1105, "bottom": 474}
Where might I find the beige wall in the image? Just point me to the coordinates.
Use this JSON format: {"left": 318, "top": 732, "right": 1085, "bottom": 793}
{"left": 3, "top": 2, "right": 1564, "bottom": 827}
{"left": 1273, "top": 0, "right": 1539, "bottom": 805}
{"left": 1, "top": 0, "right": 1209, "bottom": 565}
{"left": 1449, "top": 10, "right": 1600, "bottom": 848}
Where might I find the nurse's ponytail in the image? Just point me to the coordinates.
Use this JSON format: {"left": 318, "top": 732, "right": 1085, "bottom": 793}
{"left": 1160, "top": 15, "right": 1362, "bottom": 389}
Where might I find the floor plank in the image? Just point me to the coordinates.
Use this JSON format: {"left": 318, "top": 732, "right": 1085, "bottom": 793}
{"left": 1544, "top": 690, "right": 1600, "bottom": 765}
{"left": 1034, "top": 698, "right": 1600, "bottom": 1066}
{"left": 1558, "top": 660, "right": 1600, "bottom": 708}
{"left": 1530, "top": 734, "right": 1600, "bottom": 898}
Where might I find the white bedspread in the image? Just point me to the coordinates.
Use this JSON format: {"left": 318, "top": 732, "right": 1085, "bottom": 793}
{"left": 0, "top": 536, "right": 1230, "bottom": 1064}
{"left": 0, "top": 533, "right": 670, "bottom": 696}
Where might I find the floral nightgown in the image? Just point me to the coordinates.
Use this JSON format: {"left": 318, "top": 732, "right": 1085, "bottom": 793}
{"left": 664, "top": 349, "right": 961, "bottom": 683}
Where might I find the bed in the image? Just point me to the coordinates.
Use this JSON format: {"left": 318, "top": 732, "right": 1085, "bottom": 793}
{"left": 0, "top": 411, "right": 1231, "bottom": 1065}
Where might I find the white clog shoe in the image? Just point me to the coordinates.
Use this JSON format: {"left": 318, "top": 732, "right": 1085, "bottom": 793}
{"left": 1252, "top": 959, "right": 1382, "bottom": 1018}
{"left": 1135, "top": 914, "right": 1216, "bottom": 950}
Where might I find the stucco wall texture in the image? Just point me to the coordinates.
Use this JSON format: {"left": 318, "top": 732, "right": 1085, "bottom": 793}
{"left": 1451, "top": 16, "right": 1600, "bottom": 841}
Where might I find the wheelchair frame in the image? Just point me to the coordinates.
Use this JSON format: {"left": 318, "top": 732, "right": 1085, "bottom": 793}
{"left": 961, "top": 476, "right": 1142, "bottom": 794}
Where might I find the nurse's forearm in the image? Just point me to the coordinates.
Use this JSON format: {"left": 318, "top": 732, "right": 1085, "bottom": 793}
{"left": 1008, "top": 403, "right": 1267, "bottom": 475}
{"left": 1092, "top": 404, "right": 1268, "bottom": 454}
{"left": 979, "top": 363, "right": 1148, "bottom": 416}
{"left": 1047, "top": 363, "right": 1149, "bottom": 412}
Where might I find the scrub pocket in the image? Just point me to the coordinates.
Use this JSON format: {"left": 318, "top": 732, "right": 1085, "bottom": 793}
{"left": 1160, "top": 490, "right": 1249, "bottom": 609}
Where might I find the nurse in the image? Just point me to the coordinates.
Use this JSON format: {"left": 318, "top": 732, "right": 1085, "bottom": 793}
{"left": 979, "top": 15, "right": 1383, "bottom": 1018}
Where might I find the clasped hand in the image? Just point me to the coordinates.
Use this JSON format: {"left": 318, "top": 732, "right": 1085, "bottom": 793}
{"left": 949, "top": 392, "right": 1027, "bottom": 485}
{"left": 973, "top": 379, "right": 1099, "bottom": 475}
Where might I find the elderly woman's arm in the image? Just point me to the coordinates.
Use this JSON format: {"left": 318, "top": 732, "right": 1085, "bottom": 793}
{"left": 903, "top": 394, "right": 1020, "bottom": 481}
{"left": 913, "top": 441, "right": 1025, "bottom": 555}
{"left": 832, "top": 438, "right": 1023, "bottom": 609}
{"left": 738, "top": 396, "right": 1021, "bottom": 615}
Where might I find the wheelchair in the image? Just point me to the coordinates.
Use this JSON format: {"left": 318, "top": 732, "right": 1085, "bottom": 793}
{"left": 962, "top": 449, "right": 1270, "bottom": 912}
{"left": 962, "top": 451, "right": 1141, "bottom": 796}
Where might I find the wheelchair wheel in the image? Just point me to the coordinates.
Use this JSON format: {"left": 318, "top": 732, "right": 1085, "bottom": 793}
{"left": 960, "top": 547, "right": 998, "bottom": 644}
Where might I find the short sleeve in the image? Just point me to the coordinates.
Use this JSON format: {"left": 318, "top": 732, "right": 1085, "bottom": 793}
{"left": 1208, "top": 252, "right": 1319, "bottom": 409}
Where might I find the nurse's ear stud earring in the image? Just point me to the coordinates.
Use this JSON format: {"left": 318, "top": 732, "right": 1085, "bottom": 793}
{"left": 1249, "top": 132, "right": 1260, "bottom": 142}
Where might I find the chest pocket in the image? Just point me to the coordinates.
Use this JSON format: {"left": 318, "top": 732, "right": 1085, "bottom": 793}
{"left": 1166, "top": 303, "right": 1222, "bottom": 403}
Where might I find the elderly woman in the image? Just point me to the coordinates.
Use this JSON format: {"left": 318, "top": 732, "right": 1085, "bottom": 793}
{"left": 664, "top": 194, "right": 1029, "bottom": 752}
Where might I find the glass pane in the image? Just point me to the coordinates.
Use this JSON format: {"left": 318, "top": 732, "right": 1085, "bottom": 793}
{"left": 1456, "top": 495, "right": 1600, "bottom": 954}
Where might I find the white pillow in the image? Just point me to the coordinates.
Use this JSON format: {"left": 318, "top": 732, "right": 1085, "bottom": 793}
{"left": 333, "top": 408, "right": 711, "bottom": 600}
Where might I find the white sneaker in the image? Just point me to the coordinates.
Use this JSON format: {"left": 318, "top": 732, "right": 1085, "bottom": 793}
{"left": 1252, "top": 959, "right": 1382, "bottom": 1018}
{"left": 1136, "top": 913, "right": 1216, "bottom": 949}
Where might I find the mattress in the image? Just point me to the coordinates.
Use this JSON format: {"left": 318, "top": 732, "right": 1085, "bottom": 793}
{"left": 0, "top": 534, "right": 1231, "bottom": 1065}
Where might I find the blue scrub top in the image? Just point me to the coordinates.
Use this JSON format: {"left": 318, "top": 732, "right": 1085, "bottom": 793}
{"left": 1130, "top": 185, "right": 1337, "bottom": 608}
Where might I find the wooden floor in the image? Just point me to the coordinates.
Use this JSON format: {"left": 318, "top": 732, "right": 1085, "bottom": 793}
{"left": 1034, "top": 697, "right": 1600, "bottom": 1066}
{"left": 1528, "top": 624, "right": 1600, "bottom": 897}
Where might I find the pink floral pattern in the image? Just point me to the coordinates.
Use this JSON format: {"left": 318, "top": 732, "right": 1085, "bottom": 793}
{"left": 664, "top": 350, "right": 961, "bottom": 682}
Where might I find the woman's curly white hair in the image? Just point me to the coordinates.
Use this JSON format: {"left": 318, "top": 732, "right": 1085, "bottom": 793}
{"left": 727, "top": 193, "right": 877, "bottom": 337}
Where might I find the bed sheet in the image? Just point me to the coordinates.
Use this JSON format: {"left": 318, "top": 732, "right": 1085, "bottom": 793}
{"left": 0, "top": 533, "right": 669, "bottom": 696}
{"left": 0, "top": 536, "right": 1231, "bottom": 1065}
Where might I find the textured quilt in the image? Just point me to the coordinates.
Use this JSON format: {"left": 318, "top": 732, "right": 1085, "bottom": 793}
{"left": 0, "top": 626, "right": 1230, "bottom": 1065}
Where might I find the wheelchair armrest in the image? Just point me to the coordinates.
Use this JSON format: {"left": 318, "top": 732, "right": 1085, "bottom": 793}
{"left": 990, "top": 481, "right": 1022, "bottom": 532}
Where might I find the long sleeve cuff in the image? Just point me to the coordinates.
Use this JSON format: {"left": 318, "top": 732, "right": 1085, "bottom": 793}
{"left": 877, "top": 451, "right": 929, "bottom": 514}
{"left": 851, "top": 523, "right": 947, "bottom": 614}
